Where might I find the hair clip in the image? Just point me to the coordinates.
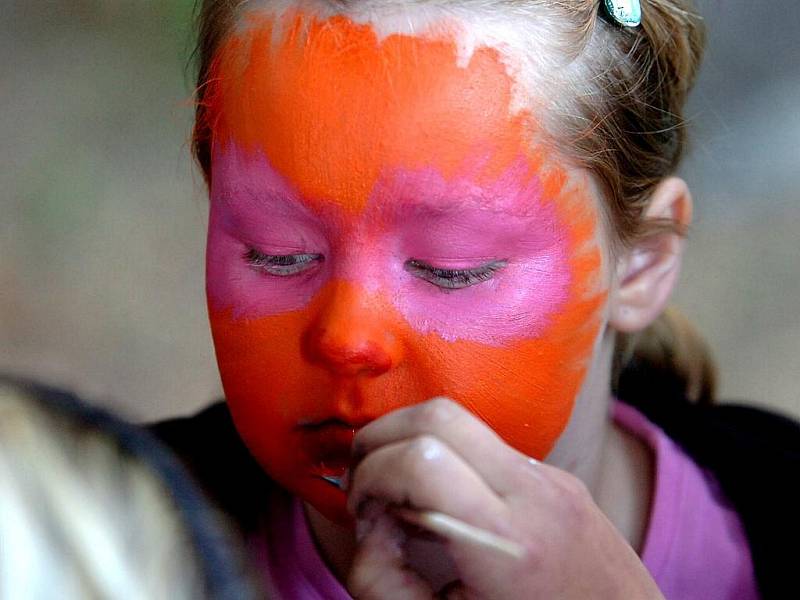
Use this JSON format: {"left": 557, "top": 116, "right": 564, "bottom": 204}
{"left": 603, "top": 0, "right": 642, "bottom": 28}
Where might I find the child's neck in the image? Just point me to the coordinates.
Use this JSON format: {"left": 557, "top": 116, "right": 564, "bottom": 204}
{"left": 595, "top": 416, "right": 654, "bottom": 553}
{"left": 545, "top": 334, "right": 655, "bottom": 552}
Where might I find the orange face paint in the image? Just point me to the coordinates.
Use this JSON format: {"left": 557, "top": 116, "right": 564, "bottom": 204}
{"left": 205, "top": 9, "right": 607, "bottom": 524}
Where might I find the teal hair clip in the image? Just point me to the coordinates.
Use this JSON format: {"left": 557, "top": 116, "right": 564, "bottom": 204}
{"left": 603, "top": 0, "right": 642, "bottom": 27}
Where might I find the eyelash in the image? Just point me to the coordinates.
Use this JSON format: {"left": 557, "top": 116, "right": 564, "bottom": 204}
{"left": 404, "top": 259, "right": 507, "bottom": 290}
{"left": 244, "top": 249, "right": 507, "bottom": 289}
{"left": 244, "top": 248, "right": 323, "bottom": 276}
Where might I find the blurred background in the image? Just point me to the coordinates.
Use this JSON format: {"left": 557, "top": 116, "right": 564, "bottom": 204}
{"left": 2, "top": 0, "right": 798, "bottom": 422}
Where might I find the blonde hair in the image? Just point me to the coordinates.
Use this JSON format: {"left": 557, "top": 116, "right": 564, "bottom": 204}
{"left": 191, "top": 0, "right": 713, "bottom": 402}
{"left": 0, "top": 380, "right": 256, "bottom": 599}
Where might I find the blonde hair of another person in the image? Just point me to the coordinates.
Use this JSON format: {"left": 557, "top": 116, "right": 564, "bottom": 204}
{"left": 0, "top": 380, "right": 256, "bottom": 600}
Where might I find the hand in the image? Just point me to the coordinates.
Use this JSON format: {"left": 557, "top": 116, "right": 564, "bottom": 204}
{"left": 346, "top": 397, "right": 664, "bottom": 600}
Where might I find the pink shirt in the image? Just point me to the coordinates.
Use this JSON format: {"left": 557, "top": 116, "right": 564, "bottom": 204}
{"left": 252, "top": 402, "right": 759, "bottom": 599}
{"left": 613, "top": 401, "right": 758, "bottom": 600}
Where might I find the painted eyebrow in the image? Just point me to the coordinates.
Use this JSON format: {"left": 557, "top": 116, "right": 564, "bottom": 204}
{"left": 216, "top": 186, "right": 316, "bottom": 219}
{"left": 378, "top": 196, "right": 544, "bottom": 224}
{"left": 372, "top": 174, "right": 545, "bottom": 220}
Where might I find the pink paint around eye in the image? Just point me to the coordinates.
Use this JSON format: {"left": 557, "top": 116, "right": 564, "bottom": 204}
{"left": 377, "top": 162, "right": 572, "bottom": 344}
{"left": 207, "top": 145, "right": 330, "bottom": 316}
{"left": 207, "top": 143, "right": 573, "bottom": 346}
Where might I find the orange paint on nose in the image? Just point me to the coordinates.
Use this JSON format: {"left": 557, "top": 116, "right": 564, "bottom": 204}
{"left": 207, "top": 10, "right": 541, "bottom": 212}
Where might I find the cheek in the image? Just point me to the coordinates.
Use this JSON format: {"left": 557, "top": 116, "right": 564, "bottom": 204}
{"left": 414, "top": 293, "right": 605, "bottom": 458}
{"left": 208, "top": 305, "right": 352, "bottom": 519}
{"left": 208, "top": 306, "right": 311, "bottom": 450}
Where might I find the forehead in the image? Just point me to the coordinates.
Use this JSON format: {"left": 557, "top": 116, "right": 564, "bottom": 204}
{"left": 207, "top": 9, "right": 547, "bottom": 211}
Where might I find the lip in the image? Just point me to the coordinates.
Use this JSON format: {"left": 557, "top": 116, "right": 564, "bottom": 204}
{"left": 298, "top": 419, "right": 359, "bottom": 481}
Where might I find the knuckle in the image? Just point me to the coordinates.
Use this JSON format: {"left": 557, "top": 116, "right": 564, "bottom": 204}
{"left": 399, "top": 435, "right": 445, "bottom": 485}
{"left": 565, "top": 474, "right": 592, "bottom": 500}
{"left": 403, "top": 440, "right": 454, "bottom": 508}
{"left": 550, "top": 472, "right": 593, "bottom": 520}
{"left": 416, "top": 397, "right": 458, "bottom": 428}
{"left": 405, "top": 434, "right": 443, "bottom": 466}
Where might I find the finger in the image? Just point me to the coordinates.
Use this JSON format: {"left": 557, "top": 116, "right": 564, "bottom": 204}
{"left": 348, "top": 434, "right": 509, "bottom": 533}
{"left": 348, "top": 512, "right": 433, "bottom": 600}
{"left": 353, "top": 397, "right": 538, "bottom": 496}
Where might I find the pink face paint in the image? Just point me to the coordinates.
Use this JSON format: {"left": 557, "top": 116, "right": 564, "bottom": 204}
{"left": 209, "top": 146, "right": 572, "bottom": 344}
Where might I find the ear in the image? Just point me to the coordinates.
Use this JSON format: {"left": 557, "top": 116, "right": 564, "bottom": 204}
{"left": 609, "top": 177, "right": 693, "bottom": 333}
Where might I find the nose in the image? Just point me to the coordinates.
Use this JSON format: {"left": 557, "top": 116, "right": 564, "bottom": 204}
{"left": 302, "top": 281, "right": 403, "bottom": 377}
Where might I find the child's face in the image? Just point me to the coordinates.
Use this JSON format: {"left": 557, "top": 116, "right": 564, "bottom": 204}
{"left": 206, "top": 10, "right": 608, "bottom": 523}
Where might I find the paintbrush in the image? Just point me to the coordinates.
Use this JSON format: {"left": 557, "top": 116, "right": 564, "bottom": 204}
{"left": 321, "top": 474, "right": 526, "bottom": 559}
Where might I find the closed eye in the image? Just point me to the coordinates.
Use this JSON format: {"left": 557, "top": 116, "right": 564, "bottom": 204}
{"left": 404, "top": 259, "right": 507, "bottom": 290}
{"left": 244, "top": 248, "right": 323, "bottom": 276}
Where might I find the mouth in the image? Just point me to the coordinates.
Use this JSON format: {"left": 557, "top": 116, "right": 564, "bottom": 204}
{"left": 298, "top": 419, "right": 358, "bottom": 488}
